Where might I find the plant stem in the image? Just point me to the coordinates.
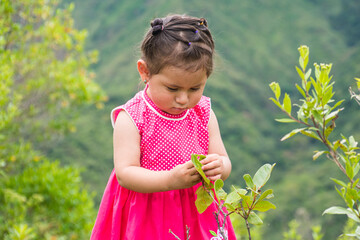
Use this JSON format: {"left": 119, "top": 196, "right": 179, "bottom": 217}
{"left": 245, "top": 218, "right": 252, "bottom": 240}
{"left": 240, "top": 202, "right": 252, "bottom": 240}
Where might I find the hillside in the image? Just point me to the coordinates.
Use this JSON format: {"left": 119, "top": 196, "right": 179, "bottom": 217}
{"left": 51, "top": 0, "right": 360, "bottom": 239}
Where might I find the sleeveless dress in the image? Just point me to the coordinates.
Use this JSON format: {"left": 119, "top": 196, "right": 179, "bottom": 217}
{"left": 91, "top": 87, "right": 236, "bottom": 240}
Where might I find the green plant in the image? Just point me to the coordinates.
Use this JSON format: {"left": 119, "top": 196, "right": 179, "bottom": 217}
{"left": 0, "top": 0, "right": 105, "bottom": 238}
{"left": 192, "top": 154, "right": 276, "bottom": 240}
{"left": 269, "top": 45, "right": 360, "bottom": 238}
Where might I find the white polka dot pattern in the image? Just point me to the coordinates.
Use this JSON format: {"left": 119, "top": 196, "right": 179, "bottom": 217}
{"left": 111, "top": 90, "right": 211, "bottom": 171}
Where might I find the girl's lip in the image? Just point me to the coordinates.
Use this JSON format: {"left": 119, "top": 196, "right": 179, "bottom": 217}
{"left": 172, "top": 107, "right": 187, "bottom": 113}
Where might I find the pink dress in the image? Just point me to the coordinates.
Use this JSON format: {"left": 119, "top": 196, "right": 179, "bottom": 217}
{"left": 91, "top": 87, "right": 236, "bottom": 240}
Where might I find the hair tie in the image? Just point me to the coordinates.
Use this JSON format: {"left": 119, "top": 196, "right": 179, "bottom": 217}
{"left": 151, "top": 18, "right": 164, "bottom": 36}
{"left": 198, "top": 18, "right": 208, "bottom": 29}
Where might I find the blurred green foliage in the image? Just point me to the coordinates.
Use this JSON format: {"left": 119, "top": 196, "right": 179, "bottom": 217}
{"left": 0, "top": 0, "right": 106, "bottom": 238}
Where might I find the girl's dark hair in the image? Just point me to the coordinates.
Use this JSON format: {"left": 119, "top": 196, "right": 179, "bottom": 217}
{"left": 141, "top": 14, "right": 215, "bottom": 77}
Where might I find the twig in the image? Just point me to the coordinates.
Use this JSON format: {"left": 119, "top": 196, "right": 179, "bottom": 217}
{"left": 208, "top": 189, "right": 228, "bottom": 240}
{"left": 169, "top": 229, "right": 182, "bottom": 240}
{"left": 240, "top": 202, "right": 252, "bottom": 240}
{"left": 169, "top": 225, "right": 190, "bottom": 240}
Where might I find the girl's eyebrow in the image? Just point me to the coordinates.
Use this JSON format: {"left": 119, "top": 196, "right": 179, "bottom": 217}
{"left": 166, "top": 83, "right": 203, "bottom": 88}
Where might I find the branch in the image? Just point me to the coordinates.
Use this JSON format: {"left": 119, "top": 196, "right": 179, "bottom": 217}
{"left": 240, "top": 202, "right": 252, "bottom": 240}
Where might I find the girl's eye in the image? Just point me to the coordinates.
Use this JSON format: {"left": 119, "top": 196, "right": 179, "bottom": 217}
{"left": 190, "top": 88, "right": 200, "bottom": 91}
{"left": 167, "top": 87, "right": 178, "bottom": 91}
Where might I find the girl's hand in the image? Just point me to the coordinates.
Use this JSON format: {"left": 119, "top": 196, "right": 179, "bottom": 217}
{"left": 169, "top": 160, "right": 201, "bottom": 190}
{"left": 200, "top": 154, "right": 225, "bottom": 181}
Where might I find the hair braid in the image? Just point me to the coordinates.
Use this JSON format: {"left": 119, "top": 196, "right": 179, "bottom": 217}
{"left": 141, "top": 14, "right": 215, "bottom": 76}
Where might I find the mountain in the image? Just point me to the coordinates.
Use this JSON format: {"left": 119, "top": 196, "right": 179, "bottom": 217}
{"left": 52, "top": 0, "right": 360, "bottom": 238}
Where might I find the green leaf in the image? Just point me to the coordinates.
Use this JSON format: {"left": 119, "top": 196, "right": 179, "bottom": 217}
{"left": 281, "top": 128, "right": 307, "bottom": 141}
{"left": 324, "top": 108, "right": 343, "bottom": 124}
{"left": 191, "top": 154, "right": 210, "bottom": 186}
{"left": 210, "top": 230, "right": 217, "bottom": 237}
{"left": 305, "top": 68, "right": 312, "bottom": 81}
{"left": 257, "top": 189, "right": 274, "bottom": 203}
{"left": 346, "top": 160, "right": 354, "bottom": 180}
{"left": 248, "top": 212, "right": 263, "bottom": 225}
{"left": 347, "top": 188, "right": 359, "bottom": 201}
{"left": 299, "top": 56, "right": 304, "bottom": 70}
{"left": 349, "top": 136, "right": 358, "bottom": 149}
{"left": 240, "top": 195, "right": 253, "bottom": 210}
{"left": 296, "top": 66, "right": 304, "bottom": 80}
{"left": 296, "top": 84, "right": 306, "bottom": 98}
{"left": 225, "top": 188, "right": 246, "bottom": 205}
{"left": 269, "top": 82, "right": 281, "bottom": 100}
{"left": 300, "top": 130, "right": 322, "bottom": 141}
{"left": 224, "top": 203, "right": 236, "bottom": 212}
{"left": 243, "top": 174, "right": 255, "bottom": 189}
{"left": 275, "top": 118, "right": 297, "bottom": 123}
{"left": 330, "top": 99, "right": 344, "bottom": 112}
{"left": 253, "top": 163, "right": 276, "bottom": 190}
{"left": 195, "top": 185, "right": 213, "bottom": 214}
{"left": 323, "top": 206, "right": 353, "bottom": 215}
{"left": 311, "top": 109, "right": 323, "bottom": 125}
{"left": 324, "top": 124, "right": 334, "bottom": 138}
{"left": 306, "top": 80, "right": 312, "bottom": 92}
{"left": 283, "top": 93, "right": 292, "bottom": 115}
{"left": 313, "top": 151, "right": 326, "bottom": 161}
{"left": 323, "top": 207, "right": 360, "bottom": 223}
{"left": 253, "top": 200, "right": 276, "bottom": 212}
{"left": 269, "top": 97, "right": 283, "bottom": 110}
{"left": 214, "top": 179, "right": 227, "bottom": 202}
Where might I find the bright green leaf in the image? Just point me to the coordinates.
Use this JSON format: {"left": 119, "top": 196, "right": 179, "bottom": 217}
{"left": 269, "top": 82, "right": 281, "bottom": 100}
{"left": 296, "top": 66, "right": 305, "bottom": 80}
{"left": 296, "top": 84, "right": 306, "bottom": 98}
{"left": 283, "top": 93, "right": 292, "bottom": 115}
{"left": 257, "top": 189, "right": 274, "bottom": 203}
{"left": 210, "top": 230, "right": 217, "bottom": 237}
{"left": 248, "top": 212, "right": 263, "bottom": 225}
{"left": 323, "top": 207, "right": 360, "bottom": 223}
{"left": 191, "top": 154, "right": 210, "bottom": 186}
{"left": 225, "top": 188, "right": 245, "bottom": 205}
{"left": 281, "top": 128, "right": 307, "bottom": 141}
{"left": 214, "top": 179, "right": 226, "bottom": 202}
{"left": 243, "top": 174, "right": 255, "bottom": 189}
{"left": 275, "top": 118, "right": 297, "bottom": 123}
{"left": 305, "top": 68, "right": 312, "bottom": 81}
{"left": 253, "top": 200, "right": 276, "bottom": 212}
{"left": 253, "top": 163, "right": 276, "bottom": 190}
{"left": 323, "top": 206, "right": 353, "bottom": 215}
{"left": 313, "top": 151, "right": 326, "bottom": 161}
{"left": 269, "top": 97, "right": 283, "bottom": 110}
{"left": 195, "top": 185, "right": 213, "bottom": 214}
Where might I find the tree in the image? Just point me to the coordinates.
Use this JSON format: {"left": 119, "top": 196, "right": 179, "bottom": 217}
{"left": 0, "top": 0, "right": 106, "bottom": 238}
{"left": 270, "top": 45, "right": 360, "bottom": 238}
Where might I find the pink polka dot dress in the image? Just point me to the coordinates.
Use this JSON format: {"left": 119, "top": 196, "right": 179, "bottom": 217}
{"left": 90, "top": 86, "right": 236, "bottom": 240}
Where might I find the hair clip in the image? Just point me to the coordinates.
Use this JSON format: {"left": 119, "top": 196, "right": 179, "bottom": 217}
{"left": 199, "top": 18, "right": 207, "bottom": 27}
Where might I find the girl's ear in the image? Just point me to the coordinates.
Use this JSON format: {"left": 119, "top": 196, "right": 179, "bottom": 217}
{"left": 137, "top": 59, "right": 150, "bottom": 82}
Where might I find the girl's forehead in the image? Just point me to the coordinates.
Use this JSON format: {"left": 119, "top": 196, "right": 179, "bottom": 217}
{"left": 157, "top": 66, "right": 208, "bottom": 86}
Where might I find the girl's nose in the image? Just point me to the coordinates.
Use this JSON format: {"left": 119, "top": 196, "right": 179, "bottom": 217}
{"left": 175, "top": 92, "right": 188, "bottom": 105}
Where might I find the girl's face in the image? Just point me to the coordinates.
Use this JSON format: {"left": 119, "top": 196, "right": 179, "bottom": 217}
{"left": 146, "top": 66, "right": 208, "bottom": 115}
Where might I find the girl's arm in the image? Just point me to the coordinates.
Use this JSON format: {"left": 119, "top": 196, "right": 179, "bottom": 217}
{"left": 201, "top": 109, "right": 232, "bottom": 181}
{"left": 113, "top": 111, "right": 200, "bottom": 193}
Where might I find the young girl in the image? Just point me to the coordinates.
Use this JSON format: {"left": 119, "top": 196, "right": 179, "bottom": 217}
{"left": 91, "top": 14, "right": 236, "bottom": 240}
